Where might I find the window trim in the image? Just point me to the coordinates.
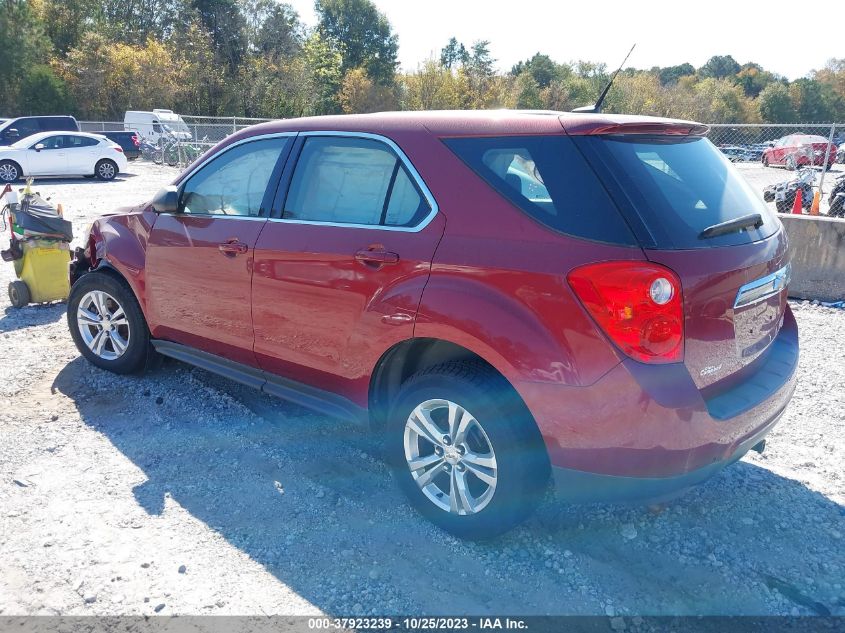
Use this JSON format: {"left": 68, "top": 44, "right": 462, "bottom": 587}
{"left": 162, "top": 132, "right": 296, "bottom": 220}
{"left": 272, "top": 130, "right": 439, "bottom": 233}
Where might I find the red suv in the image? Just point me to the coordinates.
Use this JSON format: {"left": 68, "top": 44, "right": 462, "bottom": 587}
{"left": 67, "top": 111, "right": 798, "bottom": 538}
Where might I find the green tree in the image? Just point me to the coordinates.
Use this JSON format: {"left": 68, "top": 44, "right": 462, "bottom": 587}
{"left": 511, "top": 53, "right": 562, "bottom": 89}
{"left": 512, "top": 72, "right": 542, "bottom": 109}
{"left": 401, "top": 59, "right": 465, "bottom": 110}
{"left": 339, "top": 67, "right": 398, "bottom": 113}
{"left": 37, "top": 0, "right": 98, "bottom": 55}
{"left": 734, "top": 62, "right": 778, "bottom": 98}
{"left": 698, "top": 55, "right": 741, "bottom": 80}
{"left": 757, "top": 82, "right": 795, "bottom": 122}
{"left": 254, "top": 2, "right": 302, "bottom": 58}
{"left": 0, "top": 0, "right": 50, "bottom": 114}
{"left": 303, "top": 31, "right": 343, "bottom": 114}
{"left": 440, "top": 37, "right": 468, "bottom": 70}
{"left": 191, "top": 0, "right": 248, "bottom": 71}
{"left": 789, "top": 78, "right": 835, "bottom": 121}
{"left": 657, "top": 63, "right": 694, "bottom": 86}
{"left": 315, "top": 0, "right": 398, "bottom": 85}
{"left": 17, "top": 65, "right": 73, "bottom": 115}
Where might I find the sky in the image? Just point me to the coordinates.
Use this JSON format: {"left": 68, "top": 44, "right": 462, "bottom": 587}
{"left": 285, "top": 0, "right": 841, "bottom": 80}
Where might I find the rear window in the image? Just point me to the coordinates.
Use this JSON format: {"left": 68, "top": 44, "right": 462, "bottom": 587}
{"left": 575, "top": 136, "right": 779, "bottom": 249}
{"left": 444, "top": 136, "right": 636, "bottom": 245}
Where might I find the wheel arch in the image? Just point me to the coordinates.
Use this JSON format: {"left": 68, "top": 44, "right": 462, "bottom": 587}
{"left": 369, "top": 337, "right": 551, "bottom": 481}
{"left": 0, "top": 158, "right": 24, "bottom": 180}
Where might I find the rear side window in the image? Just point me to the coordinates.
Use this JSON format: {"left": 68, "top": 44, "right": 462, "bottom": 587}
{"left": 576, "top": 136, "right": 779, "bottom": 249}
{"left": 444, "top": 136, "right": 636, "bottom": 245}
{"left": 63, "top": 135, "right": 98, "bottom": 148}
{"left": 284, "top": 136, "right": 430, "bottom": 227}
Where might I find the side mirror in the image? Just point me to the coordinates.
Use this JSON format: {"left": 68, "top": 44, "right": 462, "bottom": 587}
{"left": 34, "top": 143, "right": 44, "bottom": 152}
{"left": 7, "top": 128, "right": 19, "bottom": 139}
{"left": 151, "top": 185, "right": 179, "bottom": 213}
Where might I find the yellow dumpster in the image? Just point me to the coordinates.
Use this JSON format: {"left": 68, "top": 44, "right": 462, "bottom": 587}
{"left": 9, "top": 239, "right": 71, "bottom": 306}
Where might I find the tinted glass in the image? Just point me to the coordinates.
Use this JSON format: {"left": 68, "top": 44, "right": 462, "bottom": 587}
{"left": 63, "top": 135, "right": 99, "bottom": 148}
{"left": 11, "top": 118, "right": 41, "bottom": 138}
{"left": 284, "top": 136, "right": 429, "bottom": 227}
{"left": 39, "top": 117, "right": 76, "bottom": 132}
{"left": 36, "top": 136, "right": 64, "bottom": 150}
{"left": 180, "top": 137, "right": 289, "bottom": 217}
{"left": 444, "top": 135, "right": 636, "bottom": 245}
{"left": 577, "top": 136, "right": 778, "bottom": 249}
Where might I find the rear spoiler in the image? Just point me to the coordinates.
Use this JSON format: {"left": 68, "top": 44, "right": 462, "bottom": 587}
{"left": 562, "top": 117, "right": 709, "bottom": 137}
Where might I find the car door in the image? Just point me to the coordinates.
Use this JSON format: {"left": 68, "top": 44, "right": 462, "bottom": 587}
{"left": 62, "top": 135, "right": 101, "bottom": 173}
{"left": 145, "top": 134, "right": 293, "bottom": 366}
{"left": 27, "top": 135, "right": 68, "bottom": 175}
{"left": 251, "top": 133, "right": 445, "bottom": 403}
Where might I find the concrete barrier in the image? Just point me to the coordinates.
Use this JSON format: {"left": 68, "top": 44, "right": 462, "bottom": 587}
{"left": 780, "top": 214, "right": 845, "bottom": 302}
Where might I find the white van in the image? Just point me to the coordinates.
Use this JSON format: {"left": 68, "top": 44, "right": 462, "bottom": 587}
{"left": 124, "top": 109, "right": 192, "bottom": 144}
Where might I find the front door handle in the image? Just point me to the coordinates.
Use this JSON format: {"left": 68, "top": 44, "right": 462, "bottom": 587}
{"left": 355, "top": 246, "right": 399, "bottom": 266}
{"left": 219, "top": 239, "right": 249, "bottom": 256}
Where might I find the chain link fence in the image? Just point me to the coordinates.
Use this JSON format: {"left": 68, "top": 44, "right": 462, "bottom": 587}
{"left": 706, "top": 123, "right": 843, "bottom": 216}
{"left": 80, "top": 117, "right": 845, "bottom": 215}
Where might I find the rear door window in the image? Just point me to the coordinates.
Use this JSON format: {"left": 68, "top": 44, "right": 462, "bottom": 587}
{"left": 444, "top": 135, "right": 636, "bottom": 245}
{"left": 575, "top": 135, "right": 779, "bottom": 249}
{"left": 283, "top": 136, "right": 430, "bottom": 227}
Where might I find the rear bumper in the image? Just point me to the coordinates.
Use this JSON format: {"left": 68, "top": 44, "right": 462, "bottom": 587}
{"left": 551, "top": 405, "right": 783, "bottom": 503}
{"left": 517, "top": 305, "right": 799, "bottom": 490}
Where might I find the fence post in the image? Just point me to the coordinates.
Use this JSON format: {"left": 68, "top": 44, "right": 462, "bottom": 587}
{"left": 818, "top": 122, "right": 836, "bottom": 196}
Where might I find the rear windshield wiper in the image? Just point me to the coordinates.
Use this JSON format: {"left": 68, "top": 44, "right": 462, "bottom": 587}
{"left": 698, "top": 213, "right": 763, "bottom": 239}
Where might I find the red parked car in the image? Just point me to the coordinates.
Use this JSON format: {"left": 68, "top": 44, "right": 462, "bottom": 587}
{"left": 67, "top": 111, "right": 799, "bottom": 538}
{"left": 762, "top": 134, "right": 837, "bottom": 169}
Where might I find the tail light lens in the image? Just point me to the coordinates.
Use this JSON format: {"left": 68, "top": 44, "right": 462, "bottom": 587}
{"left": 132, "top": 135, "right": 139, "bottom": 147}
{"left": 113, "top": 146, "right": 124, "bottom": 153}
{"left": 567, "top": 261, "right": 684, "bottom": 364}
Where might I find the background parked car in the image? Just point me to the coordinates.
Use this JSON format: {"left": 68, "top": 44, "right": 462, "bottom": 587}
{"left": 101, "top": 131, "right": 141, "bottom": 160}
{"left": 718, "top": 146, "right": 754, "bottom": 162}
{"left": 0, "top": 116, "right": 78, "bottom": 146}
{"left": 762, "top": 134, "right": 837, "bottom": 169}
{"left": 0, "top": 131, "right": 127, "bottom": 182}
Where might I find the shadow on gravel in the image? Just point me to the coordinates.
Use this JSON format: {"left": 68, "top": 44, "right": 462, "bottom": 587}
{"left": 0, "top": 302, "right": 65, "bottom": 332}
{"left": 51, "top": 357, "right": 845, "bottom": 616}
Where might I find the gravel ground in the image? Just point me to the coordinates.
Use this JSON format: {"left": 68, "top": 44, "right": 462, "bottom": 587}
{"left": 0, "top": 163, "right": 843, "bottom": 618}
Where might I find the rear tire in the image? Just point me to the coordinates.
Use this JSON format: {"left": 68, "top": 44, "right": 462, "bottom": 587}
{"left": 8, "top": 280, "right": 30, "bottom": 307}
{"left": 386, "top": 361, "right": 549, "bottom": 539}
{"left": 67, "top": 271, "right": 150, "bottom": 373}
{"left": 95, "top": 159, "right": 118, "bottom": 181}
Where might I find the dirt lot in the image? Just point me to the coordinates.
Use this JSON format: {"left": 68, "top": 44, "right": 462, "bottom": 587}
{"left": 0, "top": 162, "right": 843, "bottom": 618}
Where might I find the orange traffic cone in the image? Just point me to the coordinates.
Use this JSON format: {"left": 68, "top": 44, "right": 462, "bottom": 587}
{"left": 810, "top": 191, "right": 820, "bottom": 215}
{"left": 792, "top": 187, "right": 803, "bottom": 214}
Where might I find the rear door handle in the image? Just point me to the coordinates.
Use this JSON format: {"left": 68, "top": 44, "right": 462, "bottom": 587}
{"left": 219, "top": 239, "right": 249, "bottom": 255}
{"left": 355, "top": 247, "right": 399, "bottom": 266}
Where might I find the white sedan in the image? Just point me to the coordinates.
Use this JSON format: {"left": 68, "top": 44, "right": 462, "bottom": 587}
{"left": 0, "top": 131, "right": 129, "bottom": 183}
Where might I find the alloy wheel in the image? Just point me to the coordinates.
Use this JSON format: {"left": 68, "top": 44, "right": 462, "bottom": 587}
{"left": 403, "top": 399, "right": 498, "bottom": 515}
{"left": 76, "top": 290, "right": 130, "bottom": 360}
{"left": 0, "top": 163, "right": 18, "bottom": 182}
{"left": 98, "top": 162, "right": 116, "bottom": 179}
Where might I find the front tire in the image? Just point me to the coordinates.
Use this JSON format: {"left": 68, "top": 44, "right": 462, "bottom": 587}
{"left": 386, "top": 361, "right": 549, "bottom": 539}
{"left": 0, "top": 160, "right": 21, "bottom": 183}
{"left": 95, "top": 159, "right": 118, "bottom": 181}
{"left": 67, "top": 272, "right": 150, "bottom": 373}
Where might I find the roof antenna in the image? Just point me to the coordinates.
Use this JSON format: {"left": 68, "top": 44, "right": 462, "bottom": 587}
{"left": 572, "top": 44, "right": 636, "bottom": 114}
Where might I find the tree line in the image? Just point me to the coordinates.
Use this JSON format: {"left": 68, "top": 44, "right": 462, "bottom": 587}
{"left": 2, "top": 0, "right": 844, "bottom": 123}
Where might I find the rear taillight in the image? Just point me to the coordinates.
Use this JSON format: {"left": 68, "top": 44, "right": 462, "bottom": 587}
{"left": 567, "top": 261, "right": 684, "bottom": 364}
{"left": 113, "top": 147, "right": 124, "bottom": 153}
{"left": 132, "top": 135, "right": 139, "bottom": 147}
